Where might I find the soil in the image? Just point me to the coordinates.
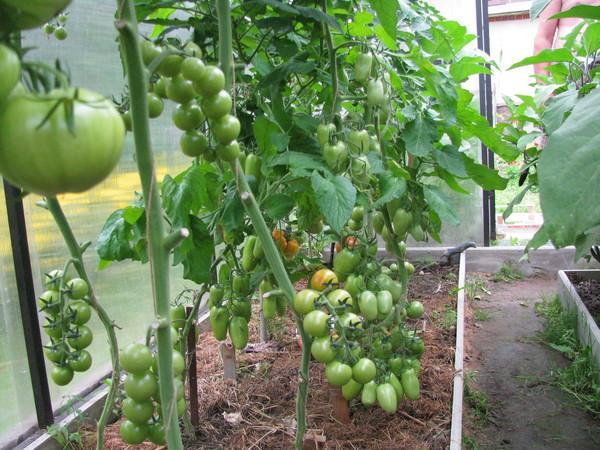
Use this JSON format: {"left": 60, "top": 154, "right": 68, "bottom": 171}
{"left": 82, "top": 264, "right": 459, "bottom": 450}
{"left": 566, "top": 274, "right": 600, "bottom": 325}
{"left": 463, "top": 275, "right": 600, "bottom": 450}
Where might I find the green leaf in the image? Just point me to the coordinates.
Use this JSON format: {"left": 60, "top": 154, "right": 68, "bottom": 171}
{"left": 374, "top": 24, "right": 398, "bottom": 50}
{"left": 437, "top": 168, "right": 471, "bottom": 195}
{"left": 517, "top": 132, "right": 542, "bottom": 151}
{"left": 374, "top": 173, "right": 406, "bottom": 208}
{"left": 538, "top": 87, "right": 600, "bottom": 248}
{"left": 583, "top": 22, "right": 600, "bottom": 54}
{"left": 262, "top": 193, "right": 295, "bottom": 220}
{"left": 503, "top": 185, "right": 531, "bottom": 220}
{"left": 369, "top": 0, "right": 398, "bottom": 39}
{"left": 221, "top": 187, "right": 245, "bottom": 232}
{"left": 551, "top": 5, "right": 600, "bottom": 19}
{"left": 122, "top": 205, "right": 145, "bottom": 225}
{"left": 253, "top": 116, "right": 289, "bottom": 156}
{"left": 450, "top": 56, "right": 491, "bottom": 82}
{"left": 542, "top": 90, "right": 578, "bottom": 135}
{"left": 402, "top": 115, "right": 437, "bottom": 157}
{"left": 348, "top": 11, "right": 374, "bottom": 37}
{"left": 295, "top": 6, "right": 343, "bottom": 32}
{"left": 179, "top": 216, "right": 214, "bottom": 284}
{"left": 509, "top": 48, "right": 573, "bottom": 70}
{"left": 311, "top": 172, "right": 356, "bottom": 232}
{"left": 269, "top": 151, "right": 324, "bottom": 170}
{"left": 462, "top": 156, "right": 508, "bottom": 190}
{"left": 162, "top": 166, "right": 203, "bottom": 228}
{"left": 97, "top": 209, "right": 140, "bottom": 262}
{"left": 423, "top": 185, "right": 459, "bottom": 226}
{"left": 525, "top": 225, "right": 550, "bottom": 254}
{"left": 530, "top": 0, "right": 552, "bottom": 18}
{"left": 432, "top": 145, "right": 467, "bottom": 177}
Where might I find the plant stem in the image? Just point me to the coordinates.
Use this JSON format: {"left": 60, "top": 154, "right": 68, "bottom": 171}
{"left": 45, "top": 198, "right": 119, "bottom": 450}
{"left": 114, "top": 2, "right": 183, "bottom": 448}
{"left": 321, "top": 0, "right": 339, "bottom": 120}
{"left": 216, "top": 1, "right": 311, "bottom": 447}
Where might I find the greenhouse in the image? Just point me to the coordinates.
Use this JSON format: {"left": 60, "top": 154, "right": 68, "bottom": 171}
{"left": 0, "top": 0, "right": 599, "bottom": 449}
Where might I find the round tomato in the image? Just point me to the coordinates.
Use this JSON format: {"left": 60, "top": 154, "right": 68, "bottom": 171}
{"left": 180, "top": 130, "right": 208, "bottom": 157}
{"left": 68, "top": 349, "right": 92, "bottom": 372}
{"left": 119, "top": 419, "right": 148, "bottom": 445}
{"left": 352, "top": 358, "right": 376, "bottom": 384}
{"left": 0, "top": 88, "right": 124, "bottom": 195}
{"left": 211, "top": 114, "right": 240, "bottom": 144}
{"left": 140, "top": 40, "right": 160, "bottom": 66}
{"left": 303, "top": 310, "right": 329, "bottom": 337}
{"left": 408, "top": 337, "right": 425, "bottom": 357}
{"left": 316, "top": 123, "right": 336, "bottom": 146}
{"left": 66, "top": 278, "right": 88, "bottom": 300}
{"left": 172, "top": 101, "right": 204, "bottom": 130}
{"left": 38, "top": 290, "right": 60, "bottom": 315}
{"left": 120, "top": 343, "right": 153, "bottom": 374}
{"left": 125, "top": 371, "right": 158, "bottom": 401}
{"left": 69, "top": 300, "right": 91, "bottom": 325}
{"left": 0, "top": 44, "right": 20, "bottom": 101}
{"left": 147, "top": 422, "right": 166, "bottom": 445}
{"left": 194, "top": 65, "right": 225, "bottom": 97}
{"left": 333, "top": 248, "right": 360, "bottom": 280}
{"left": 43, "top": 23, "right": 55, "bottom": 34}
{"left": 338, "top": 312, "right": 362, "bottom": 328}
{"left": 183, "top": 41, "right": 202, "bottom": 57}
{"left": 1, "top": 0, "right": 71, "bottom": 30}
{"left": 405, "top": 261, "right": 415, "bottom": 275}
{"left": 327, "top": 289, "right": 353, "bottom": 309}
{"left": 50, "top": 365, "right": 73, "bottom": 385}
{"left": 293, "top": 289, "right": 320, "bottom": 315}
{"left": 157, "top": 53, "right": 183, "bottom": 77}
{"left": 44, "top": 322, "right": 63, "bottom": 340}
{"left": 54, "top": 27, "right": 67, "bottom": 40}
{"left": 323, "top": 141, "right": 348, "bottom": 172}
{"left": 325, "top": 360, "right": 352, "bottom": 386}
{"left": 166, "top": 74, "right": 196, "bottom": 104}
{"left": 68, "top": 325, "right": 93, "bottom": 350}
{"left": 172, "top": 350, "right": 185, "bottom": 376}
{"left": 153, "top": 76, "right": 169, "bottom": 98}
{"left": 216, "top": 140, "right": 240, "bottom": 162}
{"left": 358, "top": 291, "right": 378, "bottom": 321}
{"left": 44, "top": 269, "right": 66, "bottom": 291}
{"left": 122, "top": 397, "right": 154, "bottom": 425}
{"left": 342, "top": 378, "right": 363, "bottom": 400}
{"left": 181, "top": 57, "right": 205, "bottom": 82}
{"left": 310, "top": 336, "right": 336, "bottom": 363}
{"left": 376, "top": 383, "right": 398, "bottom": 413}
{"left": 170, "top": 305, "right": 186, "bottom": 330}
{"left": 310, "top": 269, "right": 338, "bottom": 291}
{"left": 147, "top": 92, "right": 164, "bottom": 118}
{"left": 407, "top": 300, "right": 424, "bottom": 319}
{"left": 201, "top": 90, "right": 232, "bottom": 120}
{"left": 351, "top": 206, "right": 365, "bottom": 222}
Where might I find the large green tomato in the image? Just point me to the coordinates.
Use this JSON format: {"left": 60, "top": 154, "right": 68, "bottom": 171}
{"left": 0, "top": 44, "right": 20, "bottom": 101}
{"left": 367, "top": 79, "right": 385, "bottom": 106}
{"left": 124, "top": 372, "right": 158, "bottom": 402}
{"left": 401, "top": 368, "right": 420, "bottom": 400}
{"left": 333, "top": 248, "right": 360, "bottom": 281}
{"left": 342, "top": 378, "right": 363, "bottom": 400}
{"left": 376, "top": 290, "right": 394, "bottom": 317}
{"left": 354, "top": 53, "right": 372, "bottom": 83}
{"left": 310, "top": 336, "right": 336, "bottom": 363}
{"left": 0, "top": 0, "right": 71, "bottom": 30}
{"left": 393, "top": 208, "right": 413, "bottom": 237}
{"left": 358, "top": 291, "right": 378, "bottom": 321}
{"left": 352, "top": 358, "right": 376, "bottom": 384}
{"left": 211, "top": 114, "right": 240, "bottom": 144}
{"left": 147, "top": 422, "right": 166, "bottom": 445}
{"left": 303, "top": 310, "right": 329, "bottom": 337}
{"left": 50, "top": 365, "right": 74, "bottom": 386}
{"left": 293, "top": 289, "right": 320, "bottom": 315}
{"left": 323, "top": 141, "right": 348, "bottom": 172}
{"left": 326, "top": 289, "right": 353, "bottom": 309}
{"left": 376, "top": 383, "right": 398, "bottom": 413}
{"left": 361, "top": 380, "right": 377, "bottom": 406}
{"left": 325, "top": 360, "right": 352, "bottom": 386}
{"left": 229, "top": 316, "right": 249, "bottom": 349}
{"left": 120, "top": 420, "right": 148, "bottom": 445}
{"left": 120, "top": 343, "right": 153, "bottom": 374}
{"left": 317, "top": 123, "right": 335, "bottom": 146}
{"left": 122, "top": 398, "right": 154, "bottom": 425}
{"left": 407, "top": 300, "right": 424, "bottom": 319}
{"left": 201, "top": 90, "right": 232, "bottom": 120}
{"left": 0, "top": 88, "right": 124, "bottom": 195}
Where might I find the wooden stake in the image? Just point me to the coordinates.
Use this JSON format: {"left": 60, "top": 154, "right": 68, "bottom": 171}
{"left": 329, "top": 386, "right": 350, "bottom": 424}
{"left": 259, "top": 292, "right": 268, "bottom": 342}
{"left": 220, "top": 342, "right": 237, "bottom": 383}
{"left": 185, "top": 306, "right": 199, "bottom": 428}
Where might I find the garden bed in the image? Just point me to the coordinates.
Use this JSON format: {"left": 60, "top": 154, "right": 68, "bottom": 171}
{"left": 82, "top": 263, "right": 460, "bottom": 450}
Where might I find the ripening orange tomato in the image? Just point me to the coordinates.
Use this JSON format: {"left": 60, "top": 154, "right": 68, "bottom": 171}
{"left": 284, "top": 238, "right": 299, "bottom": 259}
{"left": 310, "top": 269, "right": 338, "bottom": 291}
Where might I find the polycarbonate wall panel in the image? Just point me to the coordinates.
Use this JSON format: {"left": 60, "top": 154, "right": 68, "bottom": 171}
{"left": 0, "top": 182, "right": 37, "bottom": 448}
{"left": 18, "top": 0, "right": 193, "bottom": 415}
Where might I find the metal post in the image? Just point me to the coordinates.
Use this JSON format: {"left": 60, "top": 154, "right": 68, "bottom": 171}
{"left": 185, "top": 306, "right": 199, "bottom": 428}
{"left": 3, "top": 181, "right": 54, "bottom": 428}
{"left": 476, "top": 0, "right": 497, "bottom": 246}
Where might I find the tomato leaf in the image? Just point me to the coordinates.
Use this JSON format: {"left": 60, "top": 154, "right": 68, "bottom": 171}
{"left": 369, "top": 0, "right": 398, "bottom": 40}
{"left": 162, "top": 165, "right": 204, "bottom": 229}
{"left": 503, "top": 185, "right": 531, "bottom": 220}
{"left": 550, "top": 4, "right": 600, "bottom": 19}
{"left": 542, "top": 90, "right": 578, "bottom": 135}
{"left": 262, "top": 193, "right": 295, "bottom": 220}
{"left": 423, "top": 185, "right": 459, "bottom": 226}
{"left": 96, "top": 208, "right": 145, "bottom": 264}
{"left": 178, "top": 216, "right": 214, "bottom": 284}
{"left": 432, "top": 145, "right": 467, "bottom": 177}
{"left": 402, "top": 115, "right": 437, "bottom": 157}
{"left": 374, "top": 173, "right": 406, "bottom": 208}
{"left": 311, "top": 172, "right": 356, "bottom": 232}
{"left": 509, "top": 48, "right": 573, "bottom": 70}
{"left": 254, "top": 116, "right": 289, "bottom": 156}
{"left": 462, "top": 156, "right": 508, "bottom": 190}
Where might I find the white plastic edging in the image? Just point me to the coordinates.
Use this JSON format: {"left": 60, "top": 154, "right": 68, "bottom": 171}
{"left": 449, "top": 252, "right": 466, "bottom": 450}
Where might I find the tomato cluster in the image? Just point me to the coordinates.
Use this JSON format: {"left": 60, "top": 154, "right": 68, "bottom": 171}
{"left": 272, "top": 228, "right": 300, "bottom": 260}
{"left": 39, "top": 269, "right": 94, "bottom": 386}
{"left": 42, "top": 11, "right": 69, "bottom": 40}
{"left": 118, "top": 342, "right": 185, "bottom": 445}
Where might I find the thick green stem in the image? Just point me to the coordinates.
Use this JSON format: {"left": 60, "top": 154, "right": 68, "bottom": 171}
{"left": 216, "top": 1, "right": 311, "bottom": 447}
{"left": 114, "top": 2, "right": 183, "bottom": 449}
{"left": 45, "top": 198, "right": 119, "bottom": 450}
{"left": 321, "top": 0, "right": 338, "bottom": 120}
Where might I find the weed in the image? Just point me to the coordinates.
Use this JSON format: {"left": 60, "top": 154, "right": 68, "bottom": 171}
{"left": 464, "top": 378, "right": 494, "bottom": 425}
{"left": 473, "top": 308, "right": 490, "bottom": 322}
{"left": 491, "top": 261, "right": 523, "bottom": 282}
{"left": 48, "top": 423, "right": 83, "bottom": 450}
{"left": 536, "top": 296, "right": 600, "bottom": 417}
{"left": 462, "top": 434, "right": 479, "bottom": 450}
{"left": 432, "top": 304, "right": 456, "bottom": 330}
{"left": 464, "top": 276, "right": 490, "bottom": 300}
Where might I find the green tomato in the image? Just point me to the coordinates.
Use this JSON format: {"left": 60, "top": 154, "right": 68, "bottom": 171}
{"left": 351, "top": 155, "right": 371, "bottom": 185}
{"left": 401, "top": 368, "right": 420, "bottom": 400}
{"left": 317, "top": 123, "right": 336, "bottom": 146}
{"left": 342, "top": 378, "right": 363, "bottom": 400}
{"left": 348, "top": 129, "right": 370, "bottom": 154}
{"left": 326, "top": 289, "right": 353, "bottom": 309}
{"left": 53, "top": 27, "right": 67, "bottom": 40}
{"left": 166, "top": 74, "right": 196, "bottom": 104}
{"left": 325, "top": 360, "right": 352, "bottom": 386}
{"left": 193, "top": 65, "right": 225, "bottom": 97}
{"left": 147, "top": 422, "right": 166, "bottom": 445}
{"left": 43, "top": 23, "right": 55, "bottom": 34}
{"left": 69, "top": 300, "right": 91, "bottom": 325}
{"left": 410, "top": 225, "right": 426, "bottom": 242}
{"left": 44, "top": 322, "right": 63, "bottom": 339}
{"left": 120, "top": 343, "right": 153, "bottom": 374}
{"left": 0, "top": 88, "right": 124, "bottom": 196}
{"left": 0, "top": 44, "right": 20, "bottom": 101}
{"left": 303, "top": 310, "right": 329, "bottom": 337}
{"left": 352, "top": 358, "right": 376, "bottom": 384}
{"left": 310, "top": 336, "right": 336, "bottom": 363}
{"left": 125, "top": 371, "right": 158, "bottom": 402}
{"left": 210, "top": 306, "right": 229, "bottom": 341}
{"left": 376, "top": 291, "right": 394, "bottom": 316}
{"left": 392, "top": 209, "right": 412, "bottom": 237}
{"left": 387, "top": 373, "right": 404, "bottom": 400}
{"left": 122, "top": 397, "right": 154, "bottom": 425}
{"left": 333, "top": 248, "right": 361, "bottom": 281}
{"left": 157, "top": 54, "right": 183, "bottom": 77}
{"left": 229, "top": 316, "right": 249, "bottom": 350}
{"left": 68, "top": 325, "right": 93, "bottom": 350}
{"left": 354, "top": 52, "right": 372, "bottom": 83}
{"left": 38, "top": 290, "right": 60, "bottom": 315}
{"left": 358, "top": 291, "right": 378, "bottom": 321}
{"left": 173, "top": 350, "right": 185, "bottom": 376}
{"left": 338, "top": 312, "right": 363, "bottom": 329}
{"left": 66, "top": 278, "right": 88, "bottom": 299}
{"left": 44, "top": 269, "right": 66, "bottom": 290}
{"left": 408, "top": 336, "right": 425, "bottom": 357}
{"left": 262, "top": 296, "right": 277, "bottom": 320}
{"left": 177, "top": 398, "right": 186, "bottom": 416}
{"left": 211, "top": 114, "right": 240, "bottom": 144}
{"left": 170, "top": 305, "right": 186, "bottom": 330}
{"left": 201, "top": 90, "right": 232, "bottom": 120}
{"left": 216, "top": 140, "right": 240, "bottom": 162}
{"left": 172, "top": 101, "right": 204, "bottom": 131}
{"left": 0, "top": 0, "right": 71, "bottom": 30}
{"left": 68, "top": 349, "right": 92, "bottom": 372}
{"left": 344, "top": 274, "right": 365, "bottom": 302}
{"left": 376, "top": 383, "right": 398, "bottom": 413}
{"left": 140, "top": 40, "right": 160, "bottom": 66}
{"left": 44, "top": 344, "right": 67, "bottom": 364}
{"left": 180, "top": 130, "right": 208, "bottom": 157}
{"left": 50, "top": 365, "right": 73, "bottom": 386}
{"left": 361, "top": 380, "right": 377, "bottom": 407}
{"left": 147, "top": 92, "right": 164, "bottom": 118}
{"left": 293, "top": 289, "right": 320, "bottom": 315}
{"left": 389, "top": 356, "right": 404, "bottom": 376}
{"left": 405, "top": 261, "right": 415, "bottom": 275}
{"left": 119, "top": 419, "right": 148, "bottom": 445}
{"left": 181, "top": 57, "right": 205, "bottom": 82}
{"left": 407, "top": 300, "right": 424, "bottom": 319}
{"left": 183, "top": 41, "right": 202, "bottom": 57}
{"left": 208, "top": 285, "right": 225, "bottom": 307}
{"left": 323, "top": 141, "right": 348, "bottom": 172}
{"left": 153, "top": 76, "right": 169, "bottom": 98}
{"left": 367, "top": 79, "right": 385, "bottom": 106}
{"left": 351, "top": 206, "right": 365, "bottom": 222}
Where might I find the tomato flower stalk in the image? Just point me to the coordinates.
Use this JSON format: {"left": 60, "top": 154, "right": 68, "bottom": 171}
{"left": 215, "top": 0, "right": 312, "bottom": 447}
{"left": 44, "top": 197, "right": 120, "bottom": 450}
{"left": 114, "top": 1, "right": 185, "bottom": 448}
